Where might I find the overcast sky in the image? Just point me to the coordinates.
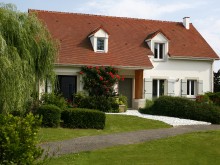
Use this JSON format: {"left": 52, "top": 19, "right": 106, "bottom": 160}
{"left": 2, "top": 0, "right": 220, "bottom": 71}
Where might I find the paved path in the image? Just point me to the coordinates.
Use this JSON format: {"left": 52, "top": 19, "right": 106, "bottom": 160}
{"left": 40, "top": 125, "right": 220, "bottom": 157}
{"left": 107, "top": 110, "right": 211, "bottom": 126}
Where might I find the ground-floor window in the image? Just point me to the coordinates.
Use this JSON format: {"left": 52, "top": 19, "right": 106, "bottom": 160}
{"left": 153, "top": 79, "right": 165, "bottom": 98}
{"left": 187, "top": 80, "right": 196, "bottom": 96}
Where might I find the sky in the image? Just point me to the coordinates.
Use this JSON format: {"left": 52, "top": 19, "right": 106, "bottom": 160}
{"left": 2, "top": 0, "right": 220, "bottom": 71}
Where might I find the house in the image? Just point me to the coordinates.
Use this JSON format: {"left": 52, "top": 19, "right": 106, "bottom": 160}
{"left": 30, "top": 9, "right": 219, "bottom": 109}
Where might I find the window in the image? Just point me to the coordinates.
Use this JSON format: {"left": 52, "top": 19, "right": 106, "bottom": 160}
{"left": 187, "top": 80, "right": 196, "bottom": 96}
{"left": 154, "top": 43, "right": 164, "bottom": 59}
{"left": 153, "top": 79, "right": 165, "bottom": 98}
{"left": 97, "top": 38, "right": 105, "bottom": 51}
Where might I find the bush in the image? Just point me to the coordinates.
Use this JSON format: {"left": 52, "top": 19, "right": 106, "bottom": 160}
{"left": 40, "top": 93, "right": 67, "bottom": 110}
{"left": 76, "top": 95, "right": 119, "bottom": 112}
{"left": 61, "top": 108, "right": 106, "bottom": 129}
{"left": 140, "top": 96, "right": 220, "bottom": 124}
{"left": 73, "top": 91, "right": 87, "bottom": 106}
{"left": 0, "top": 113, "right": 43, "bottom": 164}
{"left": 206, "top": 92, "right": 220, "bottom": 106}
{"left": 196, "top": 94, "right": 210, "bottom": 104}
{"left": 37, "top": 104, "right": 61, "bottom": 127}
{"left": 139, "top": 99, "right": 154, "bottom": 114}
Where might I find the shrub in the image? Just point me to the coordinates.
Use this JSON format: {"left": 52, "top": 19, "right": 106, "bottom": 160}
{"left": 73, "top": 91, "right": 87, "bottom": 106}
{"left": 206, "top": 92, "right": 220, "bottom": 106}
{"left": 142, "top": 96, "right": 220, "bottom": 124}
{"left": 77, "top": 95, "right": 119, "bottom": 112}
{"left": 40, "top": 93, "right": 67, "bottom": 110}
{"left": 61, "top": 108, "right": 106, "bottom": 129}
{"left": 196, "top": 94, "right": 210, "bottom": 104}
{"left": 37, "top": 104, "right": 61, "bottom": 127}
{"left": 0, "top": 113, "right": 43, "bottom": 164}
{"left": 139, "top": 99, "right": 154, "bottom": 114}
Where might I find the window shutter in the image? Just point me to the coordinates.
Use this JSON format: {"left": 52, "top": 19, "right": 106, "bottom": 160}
{"left": 168, "top": 79, "right": 175, "bottom": 96}
{"left": 198, "top": 80, "right": 203, "bottom": 95}
{"left": 144, "top": 78, "right": 152, "bottom": 100}
{"left": 45, "top": 79, "right": 52, "bottom": 93}
{"left": 181, "top": 79, "right": 187, "bottom": 97}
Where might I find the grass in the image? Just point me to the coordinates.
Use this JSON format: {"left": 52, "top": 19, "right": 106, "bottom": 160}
{"left": 38, "top": 114, "right": 170, "bottom": 143}
{"left": 45, "top": 130, "right": 220, "bottom": 165}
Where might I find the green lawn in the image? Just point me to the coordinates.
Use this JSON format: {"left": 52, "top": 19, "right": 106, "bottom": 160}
{"left": 38, "top": 114, "right": 170, "bottom": 143}
{"left": 45, "top": 130, "right": 220, "bottom": 165}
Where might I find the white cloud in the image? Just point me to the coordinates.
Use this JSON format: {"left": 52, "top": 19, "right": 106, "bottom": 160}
{"left": 82, "top": 0, "right": 193, "bottom": 19}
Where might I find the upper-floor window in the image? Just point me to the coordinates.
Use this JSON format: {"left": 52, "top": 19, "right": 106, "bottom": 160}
{"left": 97, "top": 38, "right": 105, "bottom": 51}
{"left": 187, "top": 80, "right": 196, "bottom": 96}
{"left": 154, "top": 43, "right": 164, "bottom": 59}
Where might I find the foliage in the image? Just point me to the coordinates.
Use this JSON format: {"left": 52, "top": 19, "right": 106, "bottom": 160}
{"left": 37, "top": 104, "right": 61, "bottom": 127}
{"left": 40, "top": 93, "right": 67, "bottom": 110}
{"left": 0, "top": 113, "right": 43, "bottom": 164}
{"left": 80, "top": 66, "right": 124, "bottom": 97}
{"left": 140, "top": 96, "right": 220, "bottom": 124}
{"left": 214, "top": 70, "right": 220, "bottom": 92}
{"left": 196, "top": 94, "right": 210, "bottom": 104}
{"left": 205, "top": 92, "right": 220, "bottom": 106}
{"left": 139, "top": 99, "right": 154, "bottom": 114}
{"left": 0, "top": 4, "right": 58, "bottom": 114}
{"left": 61, "top": 108, "right": 106, "bottom": 129}
{"left": 73, "top": 91, "right": 87, "bottom": 106}
{"left": 75, "top": 95, "right": 119, "bottom": 112}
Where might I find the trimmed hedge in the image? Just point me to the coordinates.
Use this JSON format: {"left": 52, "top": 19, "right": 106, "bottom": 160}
{"left": 140, "top": 96, "right": 220, "bottom": 124}
{"left": 61, "top": 108, "right": 106, "bottom": 129}
{"left": 37, "top": 104, "right": 61, "bottom": 127}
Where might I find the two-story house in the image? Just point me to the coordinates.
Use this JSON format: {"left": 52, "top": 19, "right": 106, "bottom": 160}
{"left": 30, "top": 9, "right": 219, "bottom": 109}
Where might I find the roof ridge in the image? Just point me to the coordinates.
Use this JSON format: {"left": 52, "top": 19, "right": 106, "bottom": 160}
{"left": 28, "top": 9, "right": 181, "bottom": 24}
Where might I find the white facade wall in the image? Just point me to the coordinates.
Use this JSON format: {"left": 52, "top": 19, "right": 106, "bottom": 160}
{"left": 144, "top": 56, "right": 214, "bottom": 99}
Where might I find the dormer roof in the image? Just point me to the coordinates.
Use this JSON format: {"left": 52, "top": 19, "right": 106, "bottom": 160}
{"left": 145, "top": 29, "right": 170, "bottom": 41}
{"left": 88, "top": 26, "right": 110, "bottom": 38}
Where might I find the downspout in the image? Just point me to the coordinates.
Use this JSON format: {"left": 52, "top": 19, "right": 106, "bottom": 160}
{"left": 211, "top": 60, "right": 214, "bottom": 92}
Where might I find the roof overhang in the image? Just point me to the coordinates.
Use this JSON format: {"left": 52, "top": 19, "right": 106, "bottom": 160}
{"left": 169, "top": 56, "right": 219, "bottom": 61}
{"left": 54, "top": 63, "right": 153, "bottom": 70}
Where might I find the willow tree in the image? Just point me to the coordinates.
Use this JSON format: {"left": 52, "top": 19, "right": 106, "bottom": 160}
{"left": 0, "top": 4, "right": 58, "bottom": 114}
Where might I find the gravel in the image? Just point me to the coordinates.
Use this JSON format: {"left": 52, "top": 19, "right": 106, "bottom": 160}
{"left": 107, "top": 110, "right": 211, "bottom": 126}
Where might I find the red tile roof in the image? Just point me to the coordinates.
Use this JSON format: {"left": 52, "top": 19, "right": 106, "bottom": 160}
{"left": 30, "top": 10, "right": 219, "bottom": 68}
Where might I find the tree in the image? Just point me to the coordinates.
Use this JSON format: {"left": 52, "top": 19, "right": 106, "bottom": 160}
{"left": 214, "top": 69, "right": 220, "bottom": 92}
{"left": 80, "top": 66, "right": 124, "bottom": 97}
{"left": 0, "top": 4, "right": 58, "bottom": 114}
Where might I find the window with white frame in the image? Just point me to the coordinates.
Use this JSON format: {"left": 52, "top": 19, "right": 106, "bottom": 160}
{"left": 153, "top": 79, "right": 165, "bottom": 98}
{"left": 154, "top": 43, "right": 165, "bottom": 59}
{"left": 187, "top": 80, "right": 196, "bottom": 96}
{"left": 97, "top": 38, "right": 105, "bottom": 51}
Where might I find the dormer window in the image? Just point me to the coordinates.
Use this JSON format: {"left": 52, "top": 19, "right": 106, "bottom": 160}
{"left": 145, "top": 30, "right": 169, "bottom": 61}
{"left": 97, "top": 38, "right": 105, "bottom": 51}
{"left": 154, "top": 43, "right": 165, "bottom": 59}
{"left": 88, "top": 26, "right": 109, "bottom": 53}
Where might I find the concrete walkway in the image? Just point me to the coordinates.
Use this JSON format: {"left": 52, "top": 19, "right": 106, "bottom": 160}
{"left": 40, "top": 124, "right": 220, "bottom": 157}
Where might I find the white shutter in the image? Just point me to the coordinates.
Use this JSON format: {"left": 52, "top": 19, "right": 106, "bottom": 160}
{"left": 144, "top": 78, "right": 152, "bottom": 100}
{"left": 198, "top": 80, "right": 203, "bottom": 95}
{"left": 181, "top": 79, "right": 187, "bottom": 97}
{"left": 168, "top": 79, "right": 175, "bottom": 96}
{"left": 46, "top": 79, "right": 52, "bottom": 93}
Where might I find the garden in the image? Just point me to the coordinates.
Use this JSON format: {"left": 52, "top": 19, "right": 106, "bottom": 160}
{"left": 1, "top": 4, "right": 220, "bottom": 165}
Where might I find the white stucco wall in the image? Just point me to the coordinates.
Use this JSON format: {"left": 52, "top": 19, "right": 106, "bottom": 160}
{"left": 144, "top": 56, "right": 214, "bottom": 98}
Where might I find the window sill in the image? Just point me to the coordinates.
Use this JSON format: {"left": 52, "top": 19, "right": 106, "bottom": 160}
{"left": 153, "top": 59, "right": 165, "bottom": 62}
{"left": 95, "top": 50, "right": 105, "bottom": 53}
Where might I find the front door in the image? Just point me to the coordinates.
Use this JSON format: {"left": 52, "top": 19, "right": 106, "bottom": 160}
{"left": 119, "top": 78, "right": 133, "bottom": 108}
{"left": 57, "top": 75, "right": 77, "bottom": 101}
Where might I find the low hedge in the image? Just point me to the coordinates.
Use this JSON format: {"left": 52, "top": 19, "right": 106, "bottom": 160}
{"left": 140, "top": 96, "right": 220, "bottom": 124}
{"left": 61, "top": 108, "right": 106, "bottom": 129}
{"left": 37, "top": 104, "right": 61, "bottom": 127}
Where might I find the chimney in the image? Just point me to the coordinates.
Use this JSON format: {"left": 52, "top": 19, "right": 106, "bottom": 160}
{"left": 183, "top": 17, "right": 190, "bottom": 30}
